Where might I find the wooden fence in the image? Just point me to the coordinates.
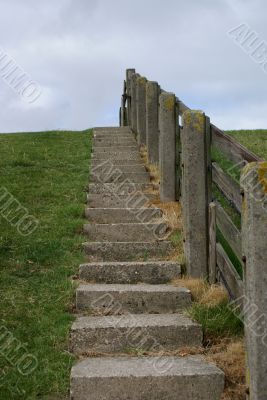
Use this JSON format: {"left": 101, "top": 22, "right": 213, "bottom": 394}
{"left": 120, "top": 68, "right": 267, "bottom": 398}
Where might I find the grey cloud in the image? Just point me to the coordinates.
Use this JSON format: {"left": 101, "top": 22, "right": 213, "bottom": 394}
{"left": 0, "top": 0, "right": 267, "bottom": 132}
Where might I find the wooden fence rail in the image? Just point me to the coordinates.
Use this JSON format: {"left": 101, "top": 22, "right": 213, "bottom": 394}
{"left": 120, "top": 67, "right": 267, "bottom": 399}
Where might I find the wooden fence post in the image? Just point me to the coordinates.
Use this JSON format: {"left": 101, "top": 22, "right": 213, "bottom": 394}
{"left": 130, "top": 73, "right": 139, "bottom": 134}
{"left": 136, "top": 76, "right": 147, "bottom": 146}
{"left": 126, "top": 69, "right": 135, "bottom": 126}
{"left": 181, "top": 110, "right": 209, "bottom": 278}
{"left": 120, "top": 80, "right": 127, "bottom": 127}
{"left": 146, "top": 81, "right": 160, "bottom": 164}
{"left": 209, "top": 202, "right": 217, "bottom": 284}
{"left": 159, "top": 92, "right": 176, "bottom": 202}
{"left": 241, "top": 161, "right": 267, "bottom": 399}
{"left": 175, "top": 100, "right": 181, "bottom": 200}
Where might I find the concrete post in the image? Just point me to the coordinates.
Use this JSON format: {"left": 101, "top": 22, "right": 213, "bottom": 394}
{"left": 136, "top": 76, "right": 147, "bottom": 146}
{"left": 126, "top": 69, "right": 135, "bottom": 126}
{"left": 120, "top": 96, "right": 126, "bottom": 127}
{"left": 130, "top": 73, "right": 139, "bottom": 134}
{"left": 159, "top": 92, "right": 176, "bottom": 202}
{"left": 241, "top": 161, "right": 267, "bottom": 400}
{"left": 181, "top": 110, "right": 209, "bottom": 278}
{"left": 146, "top": 81, "right": 160, "bottom": 164}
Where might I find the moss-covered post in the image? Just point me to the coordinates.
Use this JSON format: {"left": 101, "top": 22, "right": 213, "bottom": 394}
{"left": 130, "top": 73, "right": 139, "bottom": 134}
{"left": 136, "top": 76, "right": 147, "bottom": 145}
{"left": 241, "top": 162, "right": 267, "bottom": 399}
{"left": 126, "top": 68, "right": 135, "bottom": 126}
{"left": 181, "top": 110, "right": 209, "bottom": 278}
{"left": 159, "top": 92, "right": 176, "bottom": 202}
{"left": 146, "top": 81, "right": 160, "bottom": 164}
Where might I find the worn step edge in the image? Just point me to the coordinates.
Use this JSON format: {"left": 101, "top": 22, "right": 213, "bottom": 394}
{"left": 79, "top": 260, "right": 181, "bottom": 284}
{"left": 70, "top": 356, "right": 224, "bottom": 400}
{"left": 70, "top": 313, "right": 203, "bottom": 354}
{"left": 88, "top": 183, "right": 156, "bottom": 195}
{"left": 91, "top": 159, "right": 145, "bottom": 166}
{"left": 76, "top": 283, "right": 191, "bottom": 314}
{"left": 90, "top": 172, "right": 150, "bottom": 184}
{"left": 93, "top": 146, "right": 138, "bottom": 152}
{"left": 87, "top": 193, "right": 159, "bottom": 209}
{"left": 85, "top": 208, "right": 162, "bottom": 223}
{"left": 83, "top": 241, "right": 174, "bottom": 261}
{"left": 83, "top": 222, "right": 170, "bottom": 242}
{"left": 93, "top": 141, "right": 137, "bottom": 146}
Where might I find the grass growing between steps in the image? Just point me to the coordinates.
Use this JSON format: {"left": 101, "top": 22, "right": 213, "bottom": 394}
{"left": 0, "top": 130, "right": 92, "bottom": 399}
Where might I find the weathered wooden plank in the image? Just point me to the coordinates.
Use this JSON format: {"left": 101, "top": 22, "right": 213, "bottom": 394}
{"left": 206, "top": 116, "right": 212, "bottom": 205}
{"left": 216, "top": 202, "right": 242, "bottom": 262}
{"left": 175, "top": 101, "right": 181, "bottom": 200}
{"left": 211, "top": 124, "right": 261, "bottom": 164}
{"left": 212, "top": 162, "right": 242, "bottom": 213}
{"left": 216, "top": 243, "right": 244, "bottom": 300}
{"left": 178, "top": 100, "right": 190, "bottom": 115}
{"left": 209, "top": 202, "right": 217, "bottom": 284}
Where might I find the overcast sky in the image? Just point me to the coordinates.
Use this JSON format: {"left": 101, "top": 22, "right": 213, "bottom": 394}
{"left": 0, "top": 0, "right": 267, "bottom": 132}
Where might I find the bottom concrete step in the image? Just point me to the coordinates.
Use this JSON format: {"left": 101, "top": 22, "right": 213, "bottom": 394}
{"left": 79, "top": 261, "right": 181, "bottom": 284}
{"left": 83, "top": 241, "right": 173, "bottom": 261}
{"left": 71, "top": 356, "right": 225, "bottom": 400}
{"left": 70, "top": 313, "right": 202, "bottom": 354}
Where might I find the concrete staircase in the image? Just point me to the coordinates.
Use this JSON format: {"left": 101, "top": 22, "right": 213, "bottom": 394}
{"left": 70, "top": 127, "right": 224, "bottom": 399}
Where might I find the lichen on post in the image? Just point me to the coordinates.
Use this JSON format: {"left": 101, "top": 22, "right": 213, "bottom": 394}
{"left": 181, "top": 110, "right": 209, "bottom": 278}
{"left": 241, "top": 161, "right": 267, "bottom": 400}
{"left": 158, "top": 92, "right": 176, "bottom": 202}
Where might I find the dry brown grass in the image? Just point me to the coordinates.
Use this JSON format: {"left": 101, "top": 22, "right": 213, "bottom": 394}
{"left": 172, "top": 277, "right": 208, "bottom": 302}
{"left": 200, "top": 285, "right": 229, "bottom": 307}
{"left": 139, "top": 144, "right": 148, "bottom": 163}
{"left": 151, "top": 200, "right": 182, "bottom": 230}
{"left": 208, "top": 340, "right": 246, "bottom": 400}
{"left": 146, "top": 163, "right": 160, "bottom": 185}
{"left": 172, "top": 277, "right": 229, "bottom": 307}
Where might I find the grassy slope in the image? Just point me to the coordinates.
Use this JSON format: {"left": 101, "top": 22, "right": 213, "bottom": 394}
{"left": 0, "top": 130, "right": 91, "bottom": 399}
{"left": 227, "top": 129, "right": 267, "bottom": 160}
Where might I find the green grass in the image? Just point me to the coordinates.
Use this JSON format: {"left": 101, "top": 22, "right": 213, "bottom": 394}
{"left": 189, "top": 301, "right": 244, "bottom": 339}
{"left": 226, "top": 129, "right": 267, "bottom": 160}
{"left": 0, "top": 130, "right": 92, "bottom": 399}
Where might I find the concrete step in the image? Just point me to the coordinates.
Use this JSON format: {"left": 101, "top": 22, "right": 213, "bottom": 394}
{"left": 88, "top": 183, "right": 155, "bottom": 195}
{"left": 93, "top": 164, "right": 145, "bottom": 173}
{"left": 93, "top": 127, "right": 131, "bottom": 133}
{"left": 91, "top": 159, "right": 144, "bottom": 166}
{"left": 87, "top": 193, "right": 158, "bottom": 208}
{"left": 70, "top": 313, "right": 202, "bottom": 354}
{"left": 88, "top": 181, "right": 157, "bottom": 196}
{"left": 76, "top": 283, "right": 191, "bottom": 314}
{"left": 84, "top": 222, "right": 170, "bottom": 242}
{"left": 92, "top": 152, "right": 141, "bottom": 161}
{"left": 70, "top": 356, "right": 224, "bottom": 400}
{"left": 93, "top": 146, "right": 138, "bottom": 153}
{"left": 93, "top": 135, "right": 135, "bottom": 142}
{"left": 90, "top": 172, "right": 150, "bottom": 184}
{"left": 79, "top": 261, "right": 181, "bottom": 284}
{"left": 85, "top": 208, "right": 162, "bottom": 223}
{"left": 83, "top": 241, "right": 173, "bottom": 261}
{"left": 93, "top": 139, "right": 136, "bottom": 147}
